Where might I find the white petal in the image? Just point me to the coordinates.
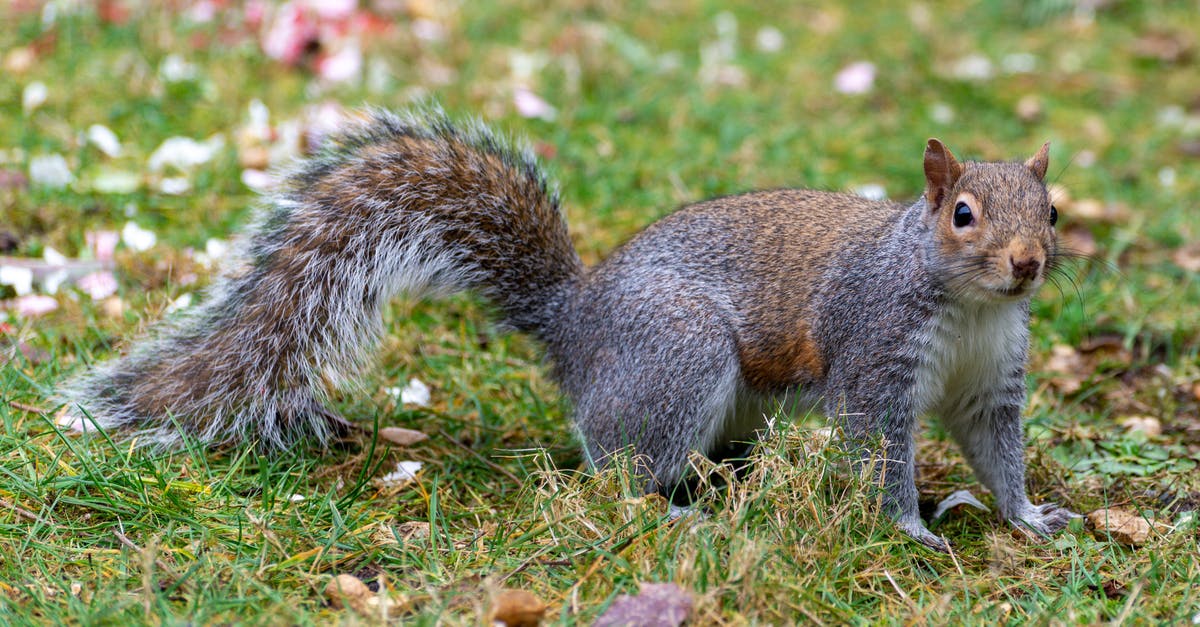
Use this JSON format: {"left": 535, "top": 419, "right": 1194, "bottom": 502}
{"left": 0, "top": 266, "right": 34, "bottom": 295}
{"left": 42, "top": 246, "right": 68, "bottom": 266}
{"left": 950, "top": 54, "right": 993, "bottom": 81}
{"left": 22, "top": 81, "right": 47, "bottom": 112}
{"left": 399, "top": 378, "right": 431, "bottom": 407}
{"left": 317, "top": 43, "right": 362, "bottom": 83}
{"left": 87, "top": 124, "right": 122, "bottom": 157}
{"left": 852, "top": 183, "right": 887, "bottom": 201}
{"left": 43, "top": 269, "right": 68, "bottom": 295}
{"left": 164, "top": 293, "right": 193, "bottom": 314}
{"left": 122, "top": 222, "right": 157, "bottom": 252}
{"left": 755, "top": 27, "right": 784, "bottom": 53}
{"left": 376, "top": 461, "right": 423, "bottom": 487}
{"left": 513, "top": 88, "right": 557, "bottom": 121}
{"left": 301, "top": 0, "right": 357, "bottom": 20}
{"left": 158, "top": 176, "right": 191, "bottom": 195}
{"left": 159, "top": 54, "right": 199, "bottom": 83}
{"left": 194, "top": 238, "right": 230, "bottom": 268}
{"left": 148, "top": 135, "right": 225, "bottom": 172}
{"left": 834, "top": 62, "right": 875, "bottom": 95}
{"left": 240, "top": 168, "right": 275, "bottom": 192}
{"left": 29, "top": 154, "right": 73, "bottom": 189}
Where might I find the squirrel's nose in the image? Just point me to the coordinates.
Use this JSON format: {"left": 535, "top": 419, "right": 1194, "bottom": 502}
{"left": 1010, "top": 256, "right": 1041, "bottom": 281}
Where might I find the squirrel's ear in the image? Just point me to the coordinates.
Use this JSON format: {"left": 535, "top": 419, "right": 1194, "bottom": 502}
{"left": 923, "top": 138, "right": 962, "bottom": 209}
{"left": 1025, "top": 141, "right": 1050, "bottom": 181}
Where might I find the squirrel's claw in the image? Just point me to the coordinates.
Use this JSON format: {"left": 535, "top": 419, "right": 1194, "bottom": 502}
{"left": 1008, "top": 502, "right": 1079, "bottom": 538}
{"left": 896, "top": 515, "right": 952, "bottom": 553}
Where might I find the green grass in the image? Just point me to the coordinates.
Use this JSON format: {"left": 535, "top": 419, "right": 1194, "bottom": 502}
{"left": 3, "top": 0, "right": 1199, "bottom": 623}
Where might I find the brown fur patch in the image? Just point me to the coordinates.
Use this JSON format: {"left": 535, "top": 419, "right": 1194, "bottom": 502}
{"left": 738, "top": 320, "right": 825, "bottom": 389}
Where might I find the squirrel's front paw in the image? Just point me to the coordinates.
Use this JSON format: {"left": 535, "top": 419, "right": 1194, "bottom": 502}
{"left": 896, "top": 515, "right": 951, "bottom": 553}
{"left": 1008, "top": 502, "right": 1079, "bottom": 538}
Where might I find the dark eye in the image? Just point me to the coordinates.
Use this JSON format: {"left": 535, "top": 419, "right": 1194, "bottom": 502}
{"left": 953, "top": 201, "right": 974, "bottom": 228}
{"left": 1050, "top": 205, "right": 1058, "bottom": 226}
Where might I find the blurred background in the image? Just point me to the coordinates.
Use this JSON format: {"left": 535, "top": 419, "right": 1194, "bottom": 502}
{"left": 4, "top": 0, "right": 1200, "bottom": 478}
{"left": 2, "top": 1, "right": 1199, "bottom": 622}
{"left": 4, "top": 0, "right": 1198, "bottom": 446}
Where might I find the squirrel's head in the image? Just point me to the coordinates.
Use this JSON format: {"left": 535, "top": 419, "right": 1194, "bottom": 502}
{"left": 922, "top": 138, "right": 1057, "bottom": 303}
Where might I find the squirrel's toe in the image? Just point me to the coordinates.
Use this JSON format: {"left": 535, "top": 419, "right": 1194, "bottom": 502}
{"left": 896, "top": 515, "right": 951, "bottom": 553}
{"left": 1011, "top": 502, "right": 1078, "bottom": 537}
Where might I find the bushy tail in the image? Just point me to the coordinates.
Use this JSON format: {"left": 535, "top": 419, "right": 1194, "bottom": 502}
{"left": 60, "top": 108, "right": 584, "bottom": 449}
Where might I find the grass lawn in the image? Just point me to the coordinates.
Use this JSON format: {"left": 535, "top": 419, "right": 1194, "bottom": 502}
{"left": 2, "top": 0, "right": 1199, "bottom": 623}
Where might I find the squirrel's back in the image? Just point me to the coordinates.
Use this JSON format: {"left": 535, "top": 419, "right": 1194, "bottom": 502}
{"left": 554, "top": 189, "right": 910, "bottom": 393}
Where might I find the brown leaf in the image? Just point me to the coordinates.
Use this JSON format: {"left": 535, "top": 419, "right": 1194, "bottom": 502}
{"left": 1015, "top": 95, "right": 1042, "bottom": 122}
{"left": 1101, "top": 580, "right": 1127, "bottom": 599}
{"left": 101, "top": 296, "right": 124, "bottom": 319}
{"left": 1078, "top": 334, "right": 1124, "bottom": 353}
{"left": 1087, "top": 508, "right": 1152, "bottom": 545}
{"left": 1171, "top": 243, "right": 1200, "bottom": 273}
{"left": 0, "top": 170, "right": 27, "bottom": 191}
{"left": 491, "top": 588, "right": 546, "bottom": 627}
{"left": 1068, "top": 199, "right": 1130, "bottom": 224}
{"left": 325, "top": 574, "right": 373, "bottom": 615}
{"left": 593, "top": 583, "right": 693, "bottom": 627}
{"left": 1047, "top": 183, "right": 1071, "bottom": 207}
{"left": 377, "top": 426, "right": 429, "bottom": 446}
{"left": 1117, "top": 415, "right": 1162, "bottom": 437}
{"left": 1132, "top": 29, "right": 1193, "bottom": 63}
{"left": 239, "top": 146, "right": 270, "bottom": 170}
{"left": 0, "top": 231, "right": 18, "bottom": 254}
{"left": 1044, "top": 344, "right": 1087, "bottom": 394}
{"left": 3, "top": 47, "right": 36, "bottom": 74}
{"left": 372, "top": 520, "right": 430, "bottom": 546}
{"left": 1059, "top": 225, "right": 1097, "bottom": 258}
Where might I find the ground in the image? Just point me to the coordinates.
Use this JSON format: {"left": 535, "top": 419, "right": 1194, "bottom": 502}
{"left": 1, "top": 1, "right": 1199, "bottom": 624}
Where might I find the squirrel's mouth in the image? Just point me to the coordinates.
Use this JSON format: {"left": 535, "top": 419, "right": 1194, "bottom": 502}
{"left": 991, "top": 279, "right": 1040, "bottom": 299}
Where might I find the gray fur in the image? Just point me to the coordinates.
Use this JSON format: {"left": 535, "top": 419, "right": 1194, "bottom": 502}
{"left": 60, "top": 112, "right": 1074, "bottom": 550}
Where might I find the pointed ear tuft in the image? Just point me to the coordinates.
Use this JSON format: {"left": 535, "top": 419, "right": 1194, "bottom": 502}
{"left": 923, "top": 138, "right": 962, "bottom": 209}
{"left": 1025, "top": 141, "right": 1050, "bottom": 181}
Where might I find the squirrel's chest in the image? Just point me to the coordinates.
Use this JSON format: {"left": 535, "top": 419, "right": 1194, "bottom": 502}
{"left": 911, "top": 303, "right": 1028, "bottom": 414}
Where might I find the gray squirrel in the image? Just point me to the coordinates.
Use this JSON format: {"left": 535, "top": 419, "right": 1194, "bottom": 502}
{"left": 62, "top": 108, "right": 1077, "bottom": 551}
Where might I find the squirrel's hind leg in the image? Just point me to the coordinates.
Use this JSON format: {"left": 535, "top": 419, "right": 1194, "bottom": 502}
{"left": 567, "top": 287, "right": 741, "bottom": 495}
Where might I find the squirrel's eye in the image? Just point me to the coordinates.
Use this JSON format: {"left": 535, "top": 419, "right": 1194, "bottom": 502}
{"left": 953, "top": 201, "right": 974, "bottom": 228}
{"left": 1050, "top": 205, "right": 1058, "bottom": 226}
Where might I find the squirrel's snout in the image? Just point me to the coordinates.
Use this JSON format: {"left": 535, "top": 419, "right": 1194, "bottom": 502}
{"left": 1010, "top": 255, "right": 1042, "bottom": 281}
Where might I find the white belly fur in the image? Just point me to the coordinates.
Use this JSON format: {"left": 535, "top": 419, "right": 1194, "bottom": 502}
{"left": 915, "top": 301, "right": 1027, "bottom": 422}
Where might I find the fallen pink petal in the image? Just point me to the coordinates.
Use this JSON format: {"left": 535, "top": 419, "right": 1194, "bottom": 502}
{"left": 10, "top": 294, "right": 58, "bottom": 317}
{"left": 262, "top": 2, "right": 318, "bottom": 65}
{"left": 76, "top": 271, "right": 119, "bottom": 300}
{"left": 513, "top": 87, "right": 557, "bottom": 121}
{"left": 834, "top": 61, "right": 875, "bottom": 95}
{"left": 316, "top": 43, "right": 362, "bottom": 83}
{"left": 86, "top": 230, "right": 120, "bottom": 262}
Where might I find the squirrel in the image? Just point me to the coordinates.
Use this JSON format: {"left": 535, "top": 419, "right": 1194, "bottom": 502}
{"left": 61, "top": 107, "right": 1077, "bottom": 551}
